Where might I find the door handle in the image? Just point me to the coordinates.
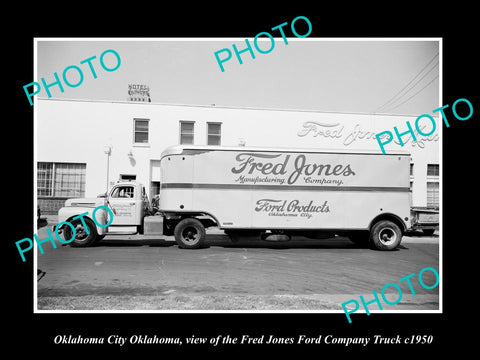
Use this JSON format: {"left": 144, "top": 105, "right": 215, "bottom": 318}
{"left": 129, "top": 202, "right": 135, "bottom": 205}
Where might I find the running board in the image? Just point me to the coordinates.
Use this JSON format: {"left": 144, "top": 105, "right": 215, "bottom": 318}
{"left": 106, "top": 225, "right": 137, "bottom": 234}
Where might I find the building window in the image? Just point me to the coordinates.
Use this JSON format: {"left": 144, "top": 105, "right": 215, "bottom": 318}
{"left": 427, "top": 183, "right": 439, "bottom": 208}
{"left": 120, "top": 174, "right": 136, "bottom": 181}
{"left": 180, "top": 121, "right": 195, "bottom": 144}
{"left": 207, "top": 122, "right": 222, "bottom": 145}
{"left": 37, "top": 162, "right": 86, "bottom": 198}
{"left": 426, "top": 164, "right": 439, "bottom": 208}
{"left": 427, "top": 164, "right": 439, "bottom": 177}
{"left": 38, "top": 162, "right": 53, "bottom": 196}
{"left": 134, "top": 119, "right": 149, "bottom": 143}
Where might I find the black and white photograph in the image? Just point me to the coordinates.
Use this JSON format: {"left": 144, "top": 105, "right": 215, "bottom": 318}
{"left": 33, "top": 38, "right": 441, "bottom": 315}
{"left": 7, "top": 6, "right": 477, "bottom": 356}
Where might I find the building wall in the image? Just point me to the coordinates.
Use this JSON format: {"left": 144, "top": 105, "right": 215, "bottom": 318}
{"left": 36, "top": 99, "right": 439, "bottom": 213}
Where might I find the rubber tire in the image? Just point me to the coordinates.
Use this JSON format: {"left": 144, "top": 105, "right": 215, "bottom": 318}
{"left": 174, "top": 218, "right": 205, "bottom": 249}
{"left": 369, "top": 220, "right": 402, "bottom": 251}
{"left": 64, "top": 217, "right": 98, "bottom": 247}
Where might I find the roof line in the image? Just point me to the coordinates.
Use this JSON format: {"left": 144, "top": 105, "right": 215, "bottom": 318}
{"left": 161, "top": 144, "right": 411, "bottom": 157}
{"left": 36, "top": 97, "right": 433, "bottom": 118}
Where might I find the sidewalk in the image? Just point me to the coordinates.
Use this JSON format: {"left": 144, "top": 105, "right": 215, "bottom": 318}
{"left": 43, "top": 214, "right": 58, "bottom": 225}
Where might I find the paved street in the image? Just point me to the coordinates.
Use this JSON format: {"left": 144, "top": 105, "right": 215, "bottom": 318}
{"left": 36, "top": 220, "right": 440, "bottom": 311}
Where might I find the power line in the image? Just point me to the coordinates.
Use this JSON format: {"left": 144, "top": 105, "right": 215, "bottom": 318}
{"left": 374, "top": 53, "right": 439, "bottom": 113}
{"left": 377, "top": 63, "right": 438, "bottom": 113}
{"left": 379, "top": 74, "right": 439, "bottom": 113}
{"left": 375, "top": 52, "right": 438, "bottom": 112}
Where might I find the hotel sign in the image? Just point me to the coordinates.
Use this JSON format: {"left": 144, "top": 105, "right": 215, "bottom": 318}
{"left": 128, "top": 84, "right": 151, "bottom": 102}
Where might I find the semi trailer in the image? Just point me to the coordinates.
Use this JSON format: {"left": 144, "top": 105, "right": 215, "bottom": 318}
{"left": 56, "top": 145, "right": 421, "bottom": 251}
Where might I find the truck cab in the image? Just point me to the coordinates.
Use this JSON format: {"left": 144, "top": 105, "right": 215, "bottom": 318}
{"left": 107, "top": 181, "right": 150, "bottom": 228}
{"left": 56, "top": 181, "right": 154, "bottom": 246}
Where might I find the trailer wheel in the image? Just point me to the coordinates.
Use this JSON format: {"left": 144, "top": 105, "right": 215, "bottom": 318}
{"left": 369, "top": 220, "right": 402, "bottom": 251}
{"left": 64, "top": 217, "right": 98, "bottom": 247}
{"left": 174, "top": 218, "right": 205, "bottom": 249}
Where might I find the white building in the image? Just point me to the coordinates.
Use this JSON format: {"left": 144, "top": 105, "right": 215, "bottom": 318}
{"left": 36, "top": 98, "right": 440, "bottom": 214}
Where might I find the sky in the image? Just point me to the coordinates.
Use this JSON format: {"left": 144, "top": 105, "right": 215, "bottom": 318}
{"left": 36, "top": 39, "right": 440, "bottom": 115}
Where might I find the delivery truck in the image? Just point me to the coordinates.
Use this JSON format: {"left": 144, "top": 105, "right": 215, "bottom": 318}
{"left": 56, "top": 145, "right": 413, "bottom": 251}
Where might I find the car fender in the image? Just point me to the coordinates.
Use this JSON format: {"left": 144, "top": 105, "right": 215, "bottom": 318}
{"left": 57, "top": 206, "right": 109, "bottom": 235}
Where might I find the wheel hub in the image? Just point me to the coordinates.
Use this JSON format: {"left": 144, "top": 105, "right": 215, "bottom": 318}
{"left": 183, "top": 228, "right": 198, "bottom": 242}
{"left": 75, "top": 224, "right": 87, "bottom": 239}
{"left": 379, "top": 228, "right": 396, "bottom": 244}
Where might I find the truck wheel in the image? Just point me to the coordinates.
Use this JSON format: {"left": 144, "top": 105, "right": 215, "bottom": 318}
{"left": 369, "top": 220, "right": 402, "bottom": 251}
{"left": 174, "top": 218, "right": 205, "bottom": 249}
{"left": 64, "top": 217, "right": 98, "bottom": 247}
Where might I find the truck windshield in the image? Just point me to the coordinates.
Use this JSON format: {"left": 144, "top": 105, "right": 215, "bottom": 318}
{"left": 111, "top": 186, "right": 134, "bottom": 198}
